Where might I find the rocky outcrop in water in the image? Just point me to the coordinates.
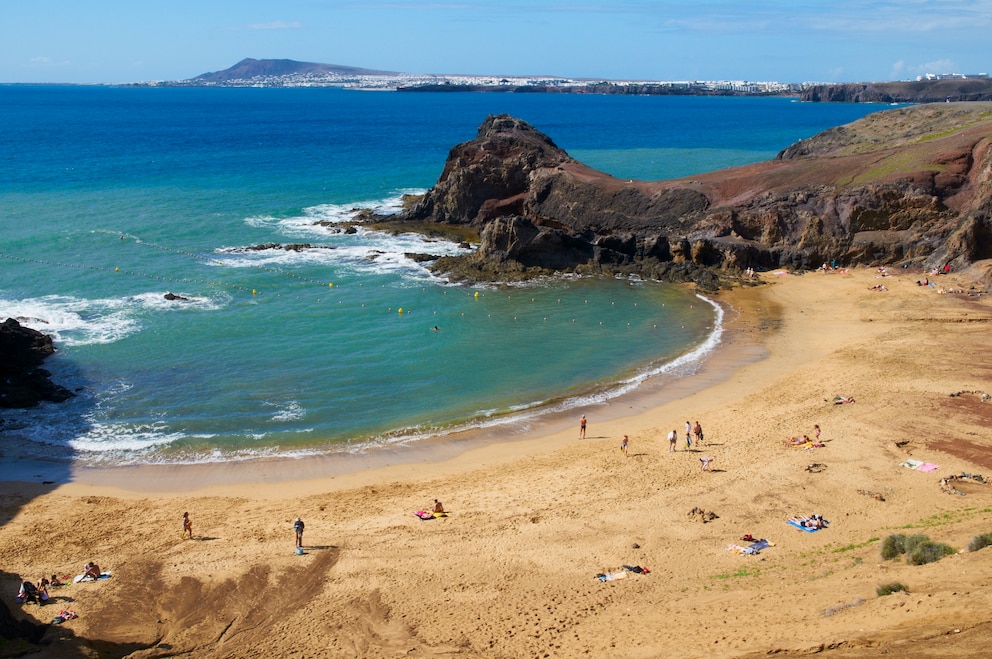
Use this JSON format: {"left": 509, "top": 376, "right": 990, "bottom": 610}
{"left": 0, "top": 318, "right": 74, "bottom": 409}
{"left": 392, "top": 105, "right": 992, "bottom": 288}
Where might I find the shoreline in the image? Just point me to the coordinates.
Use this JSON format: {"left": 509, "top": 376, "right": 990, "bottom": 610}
{"left": 4, "top": 265, "right": 992, "bottom": 657}
{"left": 0, "top": 285, "right": 772, "bottom": 495}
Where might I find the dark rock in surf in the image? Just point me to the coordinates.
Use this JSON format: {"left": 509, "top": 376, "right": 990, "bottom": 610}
{"left": 0, "top": 318, "right": 74, "bottom": 409}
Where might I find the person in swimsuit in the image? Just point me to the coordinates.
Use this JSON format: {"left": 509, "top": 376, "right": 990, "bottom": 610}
{"left": 182, "top": 511, "right": 193, "bottom": 540}
{"left": 294, "top": 517, "right": 305, "bottom": 548}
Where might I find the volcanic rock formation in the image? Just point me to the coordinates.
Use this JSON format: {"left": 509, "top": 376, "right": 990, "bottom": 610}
{"left": 393, "top": 106, "right": 992, "bottom": 288}
{"left": 0, "top": 318, "right": 74, "bottom": 409}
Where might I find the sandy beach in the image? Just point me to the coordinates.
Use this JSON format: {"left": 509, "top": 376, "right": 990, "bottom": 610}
{"left": 3, "top": 265, "right": 992, "bottom": 658}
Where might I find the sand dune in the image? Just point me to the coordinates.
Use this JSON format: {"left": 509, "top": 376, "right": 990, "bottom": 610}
{"left": 3, "top": 266, "right": 992, "bottom": 658}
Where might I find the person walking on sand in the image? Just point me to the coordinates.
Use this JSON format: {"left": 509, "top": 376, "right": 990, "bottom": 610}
{"left": 181, "top": 511, "right": 193, "bottom": 540}
{"left": 294, "top": 516, "right": 305, "bottom": 549}
{"left": 579, "top": 415, "right": 587, "bottom": 439}
{"left": 620, "top": 434, "right": 629, "bottom": 457}
{"left": 685, "top": 420, "right": 693, "bottom": 449}
{"left": 668, "top": 429, "right": 678, "bottom": 452}
{"left": 693, "top": 421, "right": 704, "bottom": 446}
{"left": 814, "top": 424, "right": 821, "bottom": 441}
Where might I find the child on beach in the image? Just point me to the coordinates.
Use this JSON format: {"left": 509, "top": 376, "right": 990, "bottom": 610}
{"left": 668, "top": 429, "right": 677, "bottom": 452}
{"left": 620, "top": 435, "right": 628, "bottom": 457}
{"left": 685, "top": 421, "right": 692, "bottom": 449}
{"left": 181, "top": 511, "right": 193, "bottom": 540}
{"left": 693, "top": 421, "right": 704, "bottom": 446}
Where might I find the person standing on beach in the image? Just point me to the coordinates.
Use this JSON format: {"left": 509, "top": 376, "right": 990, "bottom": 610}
{"left": 294, "top": 516, "right": 305, "bottom": 549}
{"left": 814, "top": 424, "right": 822, "bottom": 441}
{"left": 668, "top": 429, "right": 678, "bottom": 452}
{"left": 181, "top": 511, "right": 192, "bottom": 540}
{"left": 620, "top": 435, "right": 629, "bottom": 457}
{"left": 685, "top": 420, "right": 693, "bottom": 449}
{"left": 693, "top": 421, "right": 704, "bottom": 446}
{"left": 579, "top": 415, "right": 587, "bottom": 439}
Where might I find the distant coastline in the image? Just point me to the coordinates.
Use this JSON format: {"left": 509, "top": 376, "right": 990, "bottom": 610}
{"left": 122, "top": 57, "right": 992, "bottom": 103}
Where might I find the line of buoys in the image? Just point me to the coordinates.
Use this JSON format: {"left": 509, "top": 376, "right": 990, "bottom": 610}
{"left": 108, "top": 232, "right": 336, "bottom": 289}
{"left": 0, "top": 252, "right": 261, "bottom": 295}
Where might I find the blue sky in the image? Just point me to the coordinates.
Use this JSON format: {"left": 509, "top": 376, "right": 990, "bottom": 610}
{"left": 2, "top": 1, "right": 989, "bottom": 84}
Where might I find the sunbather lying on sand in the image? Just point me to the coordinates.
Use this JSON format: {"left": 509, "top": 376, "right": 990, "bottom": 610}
{"left": 789, "top": 514, "right": 828, "bottom": 529}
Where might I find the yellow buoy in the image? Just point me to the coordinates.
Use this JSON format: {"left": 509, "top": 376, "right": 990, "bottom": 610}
{"left": 252, "top": 289, "right": 258, "bottom": 295}
{"left": 328, "top": 282, "right": 334, "bottom": 288}
{"left": 398, "top": 308, "right": 404, "bottom": 314}
{"left": 474, "top": 291, "right": 479, "bottom": 298}
{"left": 115, "top": 267, "right": 119, "bottom": 272}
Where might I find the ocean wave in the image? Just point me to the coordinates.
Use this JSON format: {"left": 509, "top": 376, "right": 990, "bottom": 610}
{"left": 0, "top": 291, "right": 228, "bottom": 346}
{"left": 266, "top": 399, "right": 306, "bottom": 422}
{"left": 234, "top": 191, "right": 472, "bottom": 281}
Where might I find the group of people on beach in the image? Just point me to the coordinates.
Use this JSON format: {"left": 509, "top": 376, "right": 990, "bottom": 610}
{"left": 16, "top": 563, "right": 101, "bottom": 607}
{"left": 665, "top": 420, "right": 703, "bottom": 452}
{"left": 16, "top": 577, "right": 53, "bottom": 605}
{"left": 593, "top": 415, "right": 711, "bottom": 469}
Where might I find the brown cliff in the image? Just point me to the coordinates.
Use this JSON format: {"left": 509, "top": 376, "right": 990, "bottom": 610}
{"left": 394, "top": 105, "right": 992, "bottom": 288}
{"left": 800, "top": 79, "right": 992, "bottom": 103}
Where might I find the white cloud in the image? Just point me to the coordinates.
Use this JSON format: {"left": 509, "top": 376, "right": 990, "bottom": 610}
{"left": 890, "top": 57, "right": 959, "bottom": 79}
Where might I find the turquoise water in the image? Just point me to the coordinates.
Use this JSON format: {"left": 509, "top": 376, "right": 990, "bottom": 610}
{"left": 0, "top": 87, "right": 881, "bottom": 465}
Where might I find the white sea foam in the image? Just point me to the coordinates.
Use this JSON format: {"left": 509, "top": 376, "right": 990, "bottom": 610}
{"left": 0, "top": 295, "right": 141, "bottom": 346}
{"left": 236, "top": 191, "right": 472, "bottom": 281}
{"left": 267, "top": 400, "right": 306, "bottom": 422}
{"left": 0, "top": 291, "right": 227, "bottom": 346}
{"left": 67, "top": 422, "right": 186, "bottom": 455}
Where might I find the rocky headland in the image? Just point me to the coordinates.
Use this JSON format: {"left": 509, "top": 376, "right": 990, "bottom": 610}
{"left": 386, "top": 104, "right": 992, "bottom": 289}
{"left": 801, "top": 78, "right": 992, "bottom": 103}
{"left": 0, "top": 318, "right": 74, "bottom": 409}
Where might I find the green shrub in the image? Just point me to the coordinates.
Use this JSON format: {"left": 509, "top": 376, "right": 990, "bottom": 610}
{"left": 907, "top": 541, "right": 955, "bottom": 565}
{"left": 880, "top": 534, "right": 906, "bottom": 560}
{"left": 902, "top": 534, "right": 932, "bottom": 556}
{"left": 967, "top": 533, "right": 992, "bottom": 552}
{"left": 876, "top": 582, "right": 908, "bottom": 596}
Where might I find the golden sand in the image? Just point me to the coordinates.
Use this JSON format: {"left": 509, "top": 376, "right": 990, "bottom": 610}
{"left": 3, "top": 266, "right": 991, "bottom": 658}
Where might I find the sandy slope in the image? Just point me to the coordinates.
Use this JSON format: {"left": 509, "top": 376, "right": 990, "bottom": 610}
{"left": 2, "top": 266, "right": 991, "bottom": 658}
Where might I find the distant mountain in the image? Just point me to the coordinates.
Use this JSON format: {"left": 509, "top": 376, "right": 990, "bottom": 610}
{"left": 190, "top": 58, "right": 399, "bottom": 83}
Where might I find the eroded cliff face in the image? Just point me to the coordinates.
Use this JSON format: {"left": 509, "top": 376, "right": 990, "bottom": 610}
{"left": 395, "top": 105, "right": 992, "bottom": 288}
{"left": 799, "top": 79, "right": 992, "bottom": 104}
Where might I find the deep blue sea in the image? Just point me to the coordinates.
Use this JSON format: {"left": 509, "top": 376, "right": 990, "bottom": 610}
{"left": 0, "top": 86, "right": 881, "bottom": 465}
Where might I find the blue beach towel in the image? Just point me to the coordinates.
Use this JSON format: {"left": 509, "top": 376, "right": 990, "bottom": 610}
{"left": 787, "top": 520, "right": 820, "bottom": 533}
